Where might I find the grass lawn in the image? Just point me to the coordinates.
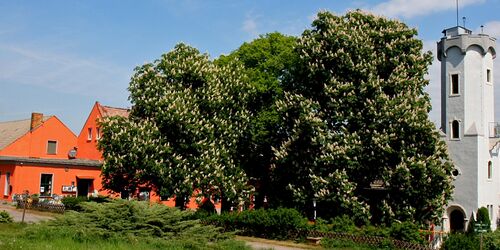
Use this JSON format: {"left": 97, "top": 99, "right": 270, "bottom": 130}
{"left": 0, "top": 223, "right": 250, "bottom": 250}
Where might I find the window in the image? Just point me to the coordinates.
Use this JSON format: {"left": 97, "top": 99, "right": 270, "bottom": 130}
{"left": 96, "top": 127, "right": 100, "bottom": 140}
{"left": 47, "top": 140, "right": 57, "bottom": 155}
{"left": 488, "top": 161, "right": 493, "bottom": 179}
{"left": 489, "top": 205, "right": 493, "bottom": 221}
{"left": 40, "top": 174, "right": 53, "bottom": 196}
{"left": 451, "top": 120, "right": 460, "bottom": 139}
{"left": 487, "top": 69, "right": 492, "bottom": 83}
{"left": 3, "top": 172, "right": 9, "bottom": 196}
{"left": 451, "top": 74, "right": 459, "bottom": 95}
{"left": 87, "top": 128, "right": 92, "bottom": 141}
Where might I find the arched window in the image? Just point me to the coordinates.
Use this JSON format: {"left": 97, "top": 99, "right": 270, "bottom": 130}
{"left": 488, "top": 161, "right": 492, "bottom": 179}
{"left": 452, "top": 120, "right": 460, "bottom": 139}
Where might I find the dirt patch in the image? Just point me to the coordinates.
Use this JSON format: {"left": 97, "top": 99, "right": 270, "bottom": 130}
{"left": 0, "top": 203, "right": 54, "bottom": 223}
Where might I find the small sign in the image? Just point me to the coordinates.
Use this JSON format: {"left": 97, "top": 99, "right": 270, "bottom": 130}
{"left": 475, "top": 223, "right": 488, "bottom": 233}
{"left": 62, "top": 185, "right": 77, "bottom": 193}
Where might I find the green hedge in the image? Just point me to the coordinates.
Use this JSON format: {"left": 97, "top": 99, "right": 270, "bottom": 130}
{"left": 202, "top": 208, "right": 425, "bottom": 244}
{"left": 203, "top": 208, "right": 308, "bottom": 239}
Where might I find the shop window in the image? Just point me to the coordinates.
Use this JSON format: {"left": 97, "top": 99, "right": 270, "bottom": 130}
{"left": 40, "top": 174, "right": 53, "bottom": 196}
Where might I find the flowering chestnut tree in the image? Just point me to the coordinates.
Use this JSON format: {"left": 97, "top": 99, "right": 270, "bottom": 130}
{"left": 99, "top": 44, "right": 254, "bottom": 209}
{"left": 272, "top": 11, "right": 454, "bottom": 224}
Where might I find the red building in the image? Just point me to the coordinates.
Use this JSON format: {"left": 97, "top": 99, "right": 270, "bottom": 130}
{"left": 77, "top": 102, "right": 210, "bottom": 209}
{"left": 0, "top": 113, "right": 102, "bottom": 200}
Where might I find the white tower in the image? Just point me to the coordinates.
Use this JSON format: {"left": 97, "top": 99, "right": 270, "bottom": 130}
{"left": 437, "top": 26, "right": 498, "bottom": 232}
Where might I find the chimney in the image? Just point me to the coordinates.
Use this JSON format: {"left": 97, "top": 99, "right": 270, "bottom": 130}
{"left": 30, "top": 112, "right": 43, "bottom": 131}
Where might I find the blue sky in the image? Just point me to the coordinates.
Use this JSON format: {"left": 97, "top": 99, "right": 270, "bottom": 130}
{"left": 1, "top": 0, "right": 499, "bottom": 134}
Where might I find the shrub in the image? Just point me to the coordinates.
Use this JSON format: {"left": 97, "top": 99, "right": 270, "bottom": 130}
{"left": 61, "top": 196, "right": 88, "bottom": 211}
{"left": 477, "top": 207, "right": 491, "bottom": 232}
{"left": 442, "top": 233, "right": 479, "bottom": 250}
{"left": 27, "top": 200, "right": 233, "bottom": 246}
{"left": 330, "top": 215, "right": 358, "bottom": 233}
{"left": 0, "top": 210, "right": 13, "bottom": 223}
{"left": 88, "top": 195, "right": 111, "bottom": 203}
{"left": 204, "top": 208, "right": 308, "bottom": 239}
{"left": 389, "top": 221, "right": 424, "bottom": 244}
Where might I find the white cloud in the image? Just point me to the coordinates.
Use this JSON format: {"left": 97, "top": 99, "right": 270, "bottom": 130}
{"left": 0, "top": 43, "right": 130, "bottom": 101}
{"left": 242, "top": 14, "right": 258, "bottom": 37}
{"left": 370, "top": 0, "right": 485, "bottom": 19}
{"left": 480, "top": 21, "right": 500, "bottom": 38}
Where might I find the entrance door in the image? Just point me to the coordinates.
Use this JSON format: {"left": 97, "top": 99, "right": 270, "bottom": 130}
{"left": 77, "top": 179, "right": 92, "bottom": 197}
{"left": 450, "top": 209, "right": 465, "bottom": 232}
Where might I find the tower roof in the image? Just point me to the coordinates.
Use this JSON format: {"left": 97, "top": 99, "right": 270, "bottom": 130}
{"left": 442, "top": 26, "right": 472, "bottom": 37}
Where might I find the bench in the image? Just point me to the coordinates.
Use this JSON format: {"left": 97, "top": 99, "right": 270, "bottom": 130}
{"left": 306, "top": 237, "right": 322, "bottom": 245}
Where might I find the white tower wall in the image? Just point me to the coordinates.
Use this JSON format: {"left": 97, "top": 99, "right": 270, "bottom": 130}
{"left": 438, "top": 26, "right": 498, "bottom": 232}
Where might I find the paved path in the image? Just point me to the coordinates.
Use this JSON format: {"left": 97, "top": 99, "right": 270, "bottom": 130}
{"left": 238, "top": 236, "right": 318, "bottom": 250}
{"left": 245, "top": 241, "right": 311, "bottom": 250}
{"left": 0, "top": 203, "right": 54, "bottom": 223}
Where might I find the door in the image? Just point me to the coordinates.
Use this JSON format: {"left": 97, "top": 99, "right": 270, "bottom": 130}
{"left": 450, "top": 209, "right": 465, "bottom": 232}
{"left": 77, "top": 179, "right": 92, "bottom": 197}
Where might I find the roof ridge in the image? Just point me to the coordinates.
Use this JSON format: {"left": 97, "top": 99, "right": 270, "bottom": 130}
{"left": 101, "top": 105, "right": 129, "bottom": 110}
{"left": 0, "top": 115, "right": 53, "bottom": 124}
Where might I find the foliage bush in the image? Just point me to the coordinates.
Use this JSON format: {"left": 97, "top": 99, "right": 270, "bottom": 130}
{"left": 204, "top": 208, "right": 308, "bottom": 239}
{"left": 442, "top": 233, "right": 479, "bottom": 250}
{"left": 0, "top": 199, "right": 242, "bottom": 249}
{"left": 61, "top": 196, "right": 89, "bottom": 211}
{"left": 477, "top": 207, "right": 491, "bottom": 232}
{"left": 330, "top": 215, "right": 358, "bottom": 233}
{"left": 0, "top": 210, "right": 13, "bottom": 223}
{"left": 388, "top": 221, "right": 424, "bottom": 244}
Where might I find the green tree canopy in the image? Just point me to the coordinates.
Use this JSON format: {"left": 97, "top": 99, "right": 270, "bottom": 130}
{"left": 98, "top": 11, "right": 453, "bottom": 225}
{"left": 215, "top": 32, "right": 297, "bottom": 208}
{"left": 99, "top": 44, "right": 255, "bottom": 209}
{"left": 271, "top": 11, "right": 453, "bottom": 224}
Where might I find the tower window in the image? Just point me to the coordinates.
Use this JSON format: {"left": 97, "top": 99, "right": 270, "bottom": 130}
{"left": 487, "top": 69, "right": 491, "bottom": 83}
{"left": 488, "top": 161, "right": 492, "bottom": 179}
{"left": 451, "top": 120, "right": 460, "bottom": 139}
{"left": 451, "top": 74, "right": 459, "bottom": 95}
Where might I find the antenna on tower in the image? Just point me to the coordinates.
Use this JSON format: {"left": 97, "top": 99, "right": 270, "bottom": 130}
{"left": 456, "top": 0, "right": 459, "bottom": 26}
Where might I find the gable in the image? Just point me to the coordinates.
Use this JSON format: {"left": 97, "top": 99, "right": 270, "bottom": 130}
{"left": 0, "top": 116, "right": 50, "bottom": 150}
{"left": 0, "top": 116, "right": 77, "bottom": 159}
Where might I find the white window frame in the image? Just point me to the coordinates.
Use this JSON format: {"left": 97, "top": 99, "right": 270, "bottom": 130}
{"left": 450, "top": 73, "right": 460, "bottom": 96}
{"left": 39, "top": 173, "right": 54, "bottom": 197}
{"left": 47, "top": 140, "right": 58, "bottom": 155}
{"left": 96, "top": 127, "right": 101, "bottom": 140}
{"left": 87, "top": 127, "right": 92, "bottom": 141}
{"left": 451, "top": 120, "right": 460, "bottom": 140}
{"left": 4, "top": 172, "right": 10, "bottom": 196}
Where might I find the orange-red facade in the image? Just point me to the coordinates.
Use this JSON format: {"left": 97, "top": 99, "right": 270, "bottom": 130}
{"left": 0, "top": 114, "right": 102, "bottom": 201}
{"left": 1, "top": 103, "right": 218, "bottom": 211}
